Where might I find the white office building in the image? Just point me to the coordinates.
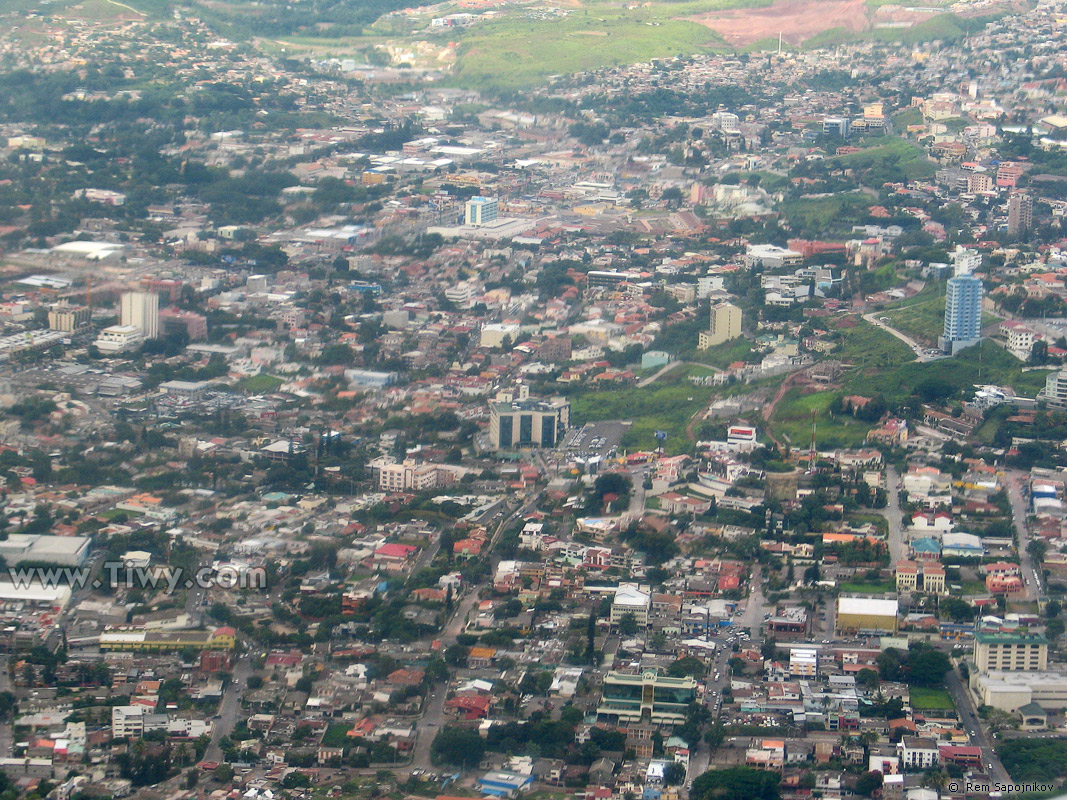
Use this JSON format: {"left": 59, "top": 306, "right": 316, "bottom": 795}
{"left": 465, "top": 196, "right": 499, "bottom": 226}
{"left": 120, "top": 291, "right": 159, "bottom": 339}
{"left": 94, "top": 325, "right": 144, "bottom": 354}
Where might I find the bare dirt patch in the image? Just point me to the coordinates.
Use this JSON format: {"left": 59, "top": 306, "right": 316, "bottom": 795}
{"left": 686, "top": 0, "right": 870, "bottom": 45}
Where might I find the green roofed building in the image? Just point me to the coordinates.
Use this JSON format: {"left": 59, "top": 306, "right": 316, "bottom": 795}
{"left": 973, "top": 632, "right": 1049, "bottom": 673}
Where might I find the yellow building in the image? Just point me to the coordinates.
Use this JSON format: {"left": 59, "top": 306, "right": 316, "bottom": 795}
{"left": 99, "top": 626, "right": 236, "bottom": 652}
{"left": 698, "top": 301, "right": 742, "bottom": 350}
{"left": 836, "top": 597, "right": 898, "bottom": 634}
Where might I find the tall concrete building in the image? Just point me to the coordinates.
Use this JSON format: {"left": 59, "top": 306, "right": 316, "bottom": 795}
{"left": 120, "top": 292, "right": 159, "bottom": 339}
{"left": 940, "top": 260, "right": 983, "bottom": 355}
{"left": 597, "top": 670, "right": 697, "bottom": 725}
{"left": 1007, "top": 192, "right": 1033, "bottom": 236}
{"left": 1041, "top": 369, "right": 1067, "bottom": 410}
{"left": 465, "top": 196, "right": 498, "bottom": 226}
{"left": 698, "top": 301, "right": 742, "bottom": 349}
{"left": 973, "top": 632, "right": 1049, "bottom": 673}
{"left": 47, "top": 305, "right": 90, "bottom": 333}
{"left": 488, "top": 397, "right": 569, "bottom": 449}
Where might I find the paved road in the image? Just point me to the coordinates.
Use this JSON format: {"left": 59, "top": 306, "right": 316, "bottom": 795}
{"left": 862, "top": 312, "right": 943, "bottom": 363}
{"left": 406, "top": 496, "right": 536, "bottom": 774}
{"left": 944, "top": 666, "right": 1010, "bottom": 784}
{"left": 1004, "top": 469, "right": 1042, "bottom": 600}
{"left": 686, "top": 566, "right": 766, "bottom": 789}
{"left": 882, "top": 465, "right": 905, "bottom": 563}
{"left": 203, "top": 657, "right": 253, "bottom": 763}
{"left": 636, "top": 361, "right": 720, "bottom": 389}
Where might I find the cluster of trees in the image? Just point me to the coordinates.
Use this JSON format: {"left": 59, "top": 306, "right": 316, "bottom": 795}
{"left": 999, "top": 738, "right": 1067, "bottom": 783}
{"left": 876, "top": 643, "right": 951, "bottom": 688}
{"left": 691, "top": 767, "right": 780, "bottom": 800}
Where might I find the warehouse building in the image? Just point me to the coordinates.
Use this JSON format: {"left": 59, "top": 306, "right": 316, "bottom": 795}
{"left": 835, "top": 597, "right": 898, "bottom": 634}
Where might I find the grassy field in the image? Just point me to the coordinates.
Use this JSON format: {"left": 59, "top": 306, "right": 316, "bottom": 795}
{"left": 880, "top": 285, "right": 998, "bottom": 346}
{"left": 321, "top": 723, "right": 352, "bottom": 747}
{"left": 568, "top": 367, "right": 715, "bottom": 455}
{"left": 237, "top": 374, "right": 285, "bottom": 393}
{"left": 449, "top": 10, "right": 722, "bottom": 89}
{"left": 842, "top": 338, "right": 1053, "bottom": 403}
{"left": 908, "top": 687, "right": 955, "bottom": 710}
{"left": 779, "top": 193, "right": 874, "bottom": 238}
{"left": 881, "top": 290, "right": 947, "bottom": 347}
{"left": 832, "top": 138, "right": 936, "bottom": 182}
{"left": 847, "top": 513, "right": 889, "bottom": 535}
{"left": 836, "top": 318, "right": 916, "bottom": 370}
{"left": 767, "top": 388, "right": 874, "bottom": 449}
{"left": 693, "top": 337, "right": 760, "bottom": 369}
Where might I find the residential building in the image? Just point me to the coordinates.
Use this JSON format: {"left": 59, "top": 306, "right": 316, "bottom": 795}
{"left": 112, "top": 706, "right": 147, "bottom": 738}
{"left": 1041, "top": 369, "right": 1067, "bottom": 410}
{"left": 160, "top": 309, "right": 208, "bottom": 341}
{"left": 789, "top": 648, "right": 818, "bottom": 677}
{"left": 940, "top": 272, "right": 983, "bottom": 355}
{"left": 47, "top": 305, "right": 90, "bottom": 333}
{"left": 698, "top": 302, "right": 742, "bottom": 349}
{"left": 898, "top": 737, "right": 940, "bottom": 771}
{"left": 895, "top": 560, "right": 947, "bottom": 595}
{"left": 610, "top": 584, "right": 651, "bottom": 627}
{"left": 374, "top": 459, "right": 445, "bottom": 492}
{"left": 1007, "top": 192, "right": 1033, "bottom": 236}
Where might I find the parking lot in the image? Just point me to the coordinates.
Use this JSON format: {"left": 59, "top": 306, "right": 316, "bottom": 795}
{"left": 561, "top": 420, "right": 630, "bottom": 461}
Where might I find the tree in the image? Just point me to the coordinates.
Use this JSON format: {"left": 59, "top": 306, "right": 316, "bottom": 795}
{"left": 431, "top": 726, "right": 486, "bottom": 768}
{"left": 618, "top": 612, "right": 639, "bottom": 636}
{"left": 941, "top": 597, "right": 974, "bottom": 623}
{"left": 905, "top": 644, "right": 951, "bottom": 688}
{"left": 664, "top": 762, "right": 687, "bottom": 786}
{"left": 855, "top": 771, "right": 883, "bottom": 797}
{"left": 214, "top": 764, "right": 234, "bottom": 784}
{"left": 877, "top": 648, "right": 903, "bottom": 682}
{"left": 691, "top": 767, "right": 780, "bottom": 800}
{"left": 803, "top": 563, "right": 820, "bottom": 585}
{"left": 589, "top": 472, "right": 632, "bottom": 512}
{"left": 444, "top": 644, "right": 468, "bottom": 667}
{"left": 667, "top": 657, "right": 706, "bottom": 678}
{"left": 856, "top": 668, "right": 880, "bottom": 691}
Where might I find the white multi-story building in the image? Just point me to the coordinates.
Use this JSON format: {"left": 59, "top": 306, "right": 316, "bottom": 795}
{"left": 112, "top": 706, "right": 147, "bottom": 738}
{"left": 610, "top": 583, "right": 651, "bottom": 627}
{"left": 898, "top": 737, "right": 939, "bottom": 771}
{"left": 465, "top": 196, "right": 498, "bottom": 226}
{"left": 376, "top": 459, "right": 442, "bottom": 492}
{"left": 120, "top": 291, "right": 159, "bottom": 339}
{"left": 789, "top": 648, "right": 818, "bottom": 678}
{"left": 94, "top": 325, "right": 144, "bottom": 354}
